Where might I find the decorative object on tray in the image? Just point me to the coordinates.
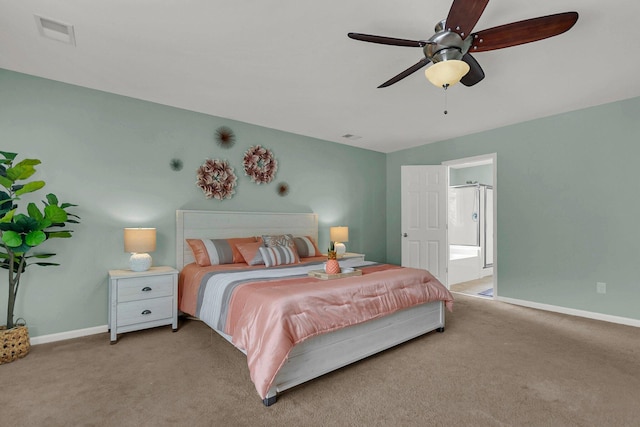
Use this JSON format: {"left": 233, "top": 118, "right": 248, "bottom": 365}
{"left": 276, "top": 182, "right": 289, "bottom": 196}
{"left": 215, "top": 126, "right": 235, "bottom": 148}
{"left": 196, "top": 158, "right": 237, "bottom": 200}
{"left": 123, "top": 228, "right": 156, "bottom": 272}
{"left": 169, "top": 158, "right": 183, "bottom": 171}
{"left": 308, "top": 268, "right": 362, "bottom": 280}
{"left": 330, "top": 226, "right": 349, "bottom": 257}
{"left": 325, "top": 243, "right": 341, "bottom": 274}
{"left": 0, "top": 151, "right": 80, "bottom": 363}
{"left": 243, "top": 145, "right": 278, "bottom": 184}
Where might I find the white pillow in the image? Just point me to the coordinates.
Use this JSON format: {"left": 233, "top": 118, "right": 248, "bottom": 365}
{"left": 259, "top": 245, "right": 299, "bottom": 267}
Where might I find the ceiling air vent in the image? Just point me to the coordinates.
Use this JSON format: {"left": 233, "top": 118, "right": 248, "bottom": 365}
{"left": 34, "top": 15, "right": 76, "bottom": 46}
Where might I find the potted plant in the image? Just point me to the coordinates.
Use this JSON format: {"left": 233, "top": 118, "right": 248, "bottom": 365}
{"left": 0, "top": 151, "right": 79, "bottom": 364}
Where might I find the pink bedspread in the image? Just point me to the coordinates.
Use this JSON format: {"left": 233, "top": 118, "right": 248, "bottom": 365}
{"left": 226, "top": 264, "right": 453, "bottom": 399}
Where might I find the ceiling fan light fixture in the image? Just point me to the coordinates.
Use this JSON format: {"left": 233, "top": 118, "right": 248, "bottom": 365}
{"left": 425, "top": 60, "right": 470, "bottom": 88}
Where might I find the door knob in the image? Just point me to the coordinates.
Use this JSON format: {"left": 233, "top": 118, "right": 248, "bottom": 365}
{"left": 402, "top": 233, "right": 408, "bottom": 237}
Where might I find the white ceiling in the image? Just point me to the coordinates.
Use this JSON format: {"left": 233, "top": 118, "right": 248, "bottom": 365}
{"left": 2, "top": 0, "right": 639, "bottom": 153}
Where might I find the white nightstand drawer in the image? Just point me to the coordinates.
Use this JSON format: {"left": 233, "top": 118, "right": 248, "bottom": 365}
{"left": 117, "top": 275, "right": 174, "bottom": 303}
{"left": 108, "top": 266, "right": 179, "bottom": 343}
{"left": 116, "top": 296, "right": 174, "bottom": 327}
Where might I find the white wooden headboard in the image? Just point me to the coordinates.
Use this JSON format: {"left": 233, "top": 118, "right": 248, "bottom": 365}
{"left": 176, "top": 210, "right": 319, "bottom": 269}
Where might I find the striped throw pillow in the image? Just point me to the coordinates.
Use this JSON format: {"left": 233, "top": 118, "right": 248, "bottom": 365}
{"left": 259, "top": 245, "right": 299, "bottom": 267}
{"left": 293, "top": 236, "right": 321, "bottom": 258}
{"left": 262, "top": 234, "right": 295, "bottom": 249}
{"left": 262, "top": 234, "right": 300, "bottom": 260}
{"left": 186, "top": 237, "right": 256, "bottom": 266}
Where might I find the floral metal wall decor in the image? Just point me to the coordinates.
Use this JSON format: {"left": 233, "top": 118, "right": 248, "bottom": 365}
{"left": 243, "top": 145, "right": 278, "bottom": 184}
{"left": 215, "top": 126, "right": 235, "bottom": 149}
{"left": 196, "top": 158, "right": 237, "bottom": 200}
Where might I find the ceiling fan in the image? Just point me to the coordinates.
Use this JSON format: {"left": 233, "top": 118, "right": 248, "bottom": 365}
{"left": 348, "top": 0, "right": 578, "bottom": 89}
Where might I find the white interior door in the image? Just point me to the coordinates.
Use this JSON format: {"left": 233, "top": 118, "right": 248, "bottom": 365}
{"left": 484, "top": 187, "right": 494, "bottom": 266}
{"left": 401, "top": 165, "right": 448, "bottom": 285}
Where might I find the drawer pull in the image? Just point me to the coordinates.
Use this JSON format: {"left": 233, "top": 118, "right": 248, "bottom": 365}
{"left": 141, "top": 309, "right": 152, "bottom": 315}
{"left": 142, "top": 286, "right": 152, "bottom": 292}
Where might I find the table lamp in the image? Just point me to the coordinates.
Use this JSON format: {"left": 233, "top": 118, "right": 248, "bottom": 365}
{"left": 330, "top": 226, "right": 349, "bottom": 258}
{"left": 124, "top": 228, "right": 156, "bottom": 272}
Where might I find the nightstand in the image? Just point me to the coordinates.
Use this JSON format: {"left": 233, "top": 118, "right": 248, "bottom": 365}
{"left": 340, "top": 252, "right": 365, "bottom": 262}
{"left": 108, "top": 266, "right": 178, "bottom": 344}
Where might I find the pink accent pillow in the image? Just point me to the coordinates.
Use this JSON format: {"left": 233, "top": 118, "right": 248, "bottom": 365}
{"left": 186, "top": 237, "right": 257, "bottom": 266}
{"left": 236, "top": 241, "right": 265, "bottom": 266}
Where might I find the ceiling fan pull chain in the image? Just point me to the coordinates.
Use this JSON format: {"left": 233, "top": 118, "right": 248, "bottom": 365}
{"left": 443, "top": 83, "right": 449, "bottom": 115}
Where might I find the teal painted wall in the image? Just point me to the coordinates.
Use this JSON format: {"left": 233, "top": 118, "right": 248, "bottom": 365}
{"left": 3, "top": 66, "right": 638, "bottom": 338}
{"left": 387, "top": 96, "right": 640, "bottom": 320}
{"left": 0, "top": 69, "right": 386, "bottom": 337}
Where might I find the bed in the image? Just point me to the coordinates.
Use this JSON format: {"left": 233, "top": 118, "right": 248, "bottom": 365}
{"left": 176, "top": 210, "right": 453, "bottom": 406}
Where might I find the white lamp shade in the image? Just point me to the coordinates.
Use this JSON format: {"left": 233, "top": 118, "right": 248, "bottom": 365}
{"left": 124, "top": 228, "right": 156, "bottom": 253}
{"left": 424, "top": 60, "right": 470, "bottom": 88}
{"left": 124, "top": 228, "right": 156, "bottom": 272}
{"left": 330, "top": 226, "right": 349, "bottom": 243}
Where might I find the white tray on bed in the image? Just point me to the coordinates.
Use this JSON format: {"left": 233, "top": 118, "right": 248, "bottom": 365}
{"left": 307, "top": 268, "right": 362, "bottom": 280}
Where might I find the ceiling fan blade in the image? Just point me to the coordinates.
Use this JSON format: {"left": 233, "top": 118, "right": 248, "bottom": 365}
{"left": 446, "top": 0, "right": 489, "bottom": 37}
{"left": 470, "top": 12, "right": 578, "bottom": 52}
{"left": 460, "top": 53, "right": 485, "bottom": 87}
{"left": 378, "top": 57, "right": 431, "bottom": 88}
{"left": 348, "top": 32, "right": 425, "bottom": 48}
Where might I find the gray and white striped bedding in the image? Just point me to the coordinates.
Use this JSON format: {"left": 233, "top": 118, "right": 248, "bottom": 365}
{"left": 195, "top": 258, "right": 373, "bottom": 332}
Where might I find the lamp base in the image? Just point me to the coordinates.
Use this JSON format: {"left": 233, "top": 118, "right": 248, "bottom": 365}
{"left": 334, "top": 242, "right": 346, "bottom": 258}
{"left": 129, "top": 253, "right": 152, "bottom": 272}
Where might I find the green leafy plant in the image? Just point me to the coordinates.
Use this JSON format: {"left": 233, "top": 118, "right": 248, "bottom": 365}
{"left": 327, "top": 241, "right": 337, "bottom": 260}
{"left": 0, "top": 151, "right": 80, "bottom": 329}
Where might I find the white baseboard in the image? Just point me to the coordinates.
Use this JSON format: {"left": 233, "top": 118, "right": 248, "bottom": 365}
{"left": 29, "top": 297, "right": 640, "bottom": 345}
{"left": 497, "top": 297, "right": 640, "bottom": 328}
{"left": 30, "top": 325, "right": 108, "bottom": 346}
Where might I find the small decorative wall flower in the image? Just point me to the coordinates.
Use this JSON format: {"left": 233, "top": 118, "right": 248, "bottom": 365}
{"left": 196, "top": 159, "right": 237, "bottom": 200}
{"left": 277, "top": 182, "right": 289, "bottom": 196}
{"left": 215, "top": 126, "right": 236, "bottom": 149}
{"left": 243, "top": 145, "right": 278, "bottom": 184}
{"left": 170, "top": 158, "right": 183, "bottom": 171}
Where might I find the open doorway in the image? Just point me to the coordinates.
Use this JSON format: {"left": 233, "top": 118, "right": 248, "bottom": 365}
{"left": 443, "top": 154, "right": 496, "bottom": 299}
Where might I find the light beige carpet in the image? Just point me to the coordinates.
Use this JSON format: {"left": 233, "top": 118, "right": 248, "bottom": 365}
{"left": 2, "top": 294, "right": 638, "bottom": 426}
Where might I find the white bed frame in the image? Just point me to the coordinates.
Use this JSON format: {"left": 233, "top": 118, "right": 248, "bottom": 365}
{"left": 176, "top": 210, "right": 445, "bottom": 406}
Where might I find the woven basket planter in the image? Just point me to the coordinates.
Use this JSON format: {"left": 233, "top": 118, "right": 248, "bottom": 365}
{"left": 0, "top": 325, "right": 30, "bottom": 364}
